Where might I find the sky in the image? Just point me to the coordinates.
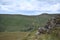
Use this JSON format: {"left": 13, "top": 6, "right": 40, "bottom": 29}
{"left": 0, "top": 0, "right": 60, "bottom": 15}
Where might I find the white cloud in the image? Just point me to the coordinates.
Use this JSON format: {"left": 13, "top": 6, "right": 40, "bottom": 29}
{"left": 0, "top": 0, "right": 60, "bottom": 15}
{"left": 39, "top": 3, "right": 60, "bottom": 11}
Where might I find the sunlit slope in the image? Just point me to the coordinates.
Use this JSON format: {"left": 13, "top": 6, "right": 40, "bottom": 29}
{"left": 0, "top": 32, "right": 30, "bottom": 40}
{"left": 23, "top": 23, "right": 60, "bottom": 40}
{"left": 24, "top": 27, "right": 60, "bottom": 40}
{"left": 0, "top": 14, "right": 51, "bottom": 32}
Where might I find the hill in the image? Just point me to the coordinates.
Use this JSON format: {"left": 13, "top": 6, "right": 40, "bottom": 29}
{"left": 0, "top": 14, "right": 51, "bottom": 32}
{"left": 0, "top": 14, "right": 60, "bottom": 40}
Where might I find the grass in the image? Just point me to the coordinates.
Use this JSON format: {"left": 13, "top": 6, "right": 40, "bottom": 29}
{"left": 0, "top": 32, "right": 29, "bottom": 40}
{"left": 0, "top": 14, "right": 51, "bottom": 32}
{"left": 0, "top": 14, "right": 60, "bottom": 40}
{"left": 0, "top": 30, "right": 60, "bottom": 40}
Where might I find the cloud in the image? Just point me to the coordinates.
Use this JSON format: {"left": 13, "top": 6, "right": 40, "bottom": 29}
{"left": 40, "top": 3, "right": 60, "bottom": 11}
{"left": 0, "top": 0, "right": 60, "bottom": 15}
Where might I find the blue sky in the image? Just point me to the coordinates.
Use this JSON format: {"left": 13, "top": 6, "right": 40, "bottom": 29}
{"left": 0, "top": 0, "right": 60, "bottom": 15}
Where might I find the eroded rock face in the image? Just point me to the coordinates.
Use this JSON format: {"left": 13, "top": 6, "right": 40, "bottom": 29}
{"left": 54, "top": 15, "right": 60, "bottom": 27}
{"left": 37, "top": 14, "right": 60, "bottom": 35}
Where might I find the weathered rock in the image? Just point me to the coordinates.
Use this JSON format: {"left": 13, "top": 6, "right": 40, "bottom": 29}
{"left": 37, "top": 14, "right": 60, "bottom": 35}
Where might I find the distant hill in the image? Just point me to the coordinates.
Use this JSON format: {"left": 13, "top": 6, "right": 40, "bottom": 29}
{"left": 0, "top": 14, "right": 51, "bottom": 32}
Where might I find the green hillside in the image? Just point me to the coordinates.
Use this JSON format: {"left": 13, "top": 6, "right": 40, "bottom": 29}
{"left": 0, "top": 14, "right": 60, "bottom": 40}
{"left": 0, "top": 14, "right": 51, "bottom": 32}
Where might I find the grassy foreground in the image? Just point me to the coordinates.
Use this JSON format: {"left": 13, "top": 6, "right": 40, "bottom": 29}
{"left": 0, "top": 32, "right": 29, "bottom": 40}
{"left": 0, "top": 29, "right": 60, "bottom": 40}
